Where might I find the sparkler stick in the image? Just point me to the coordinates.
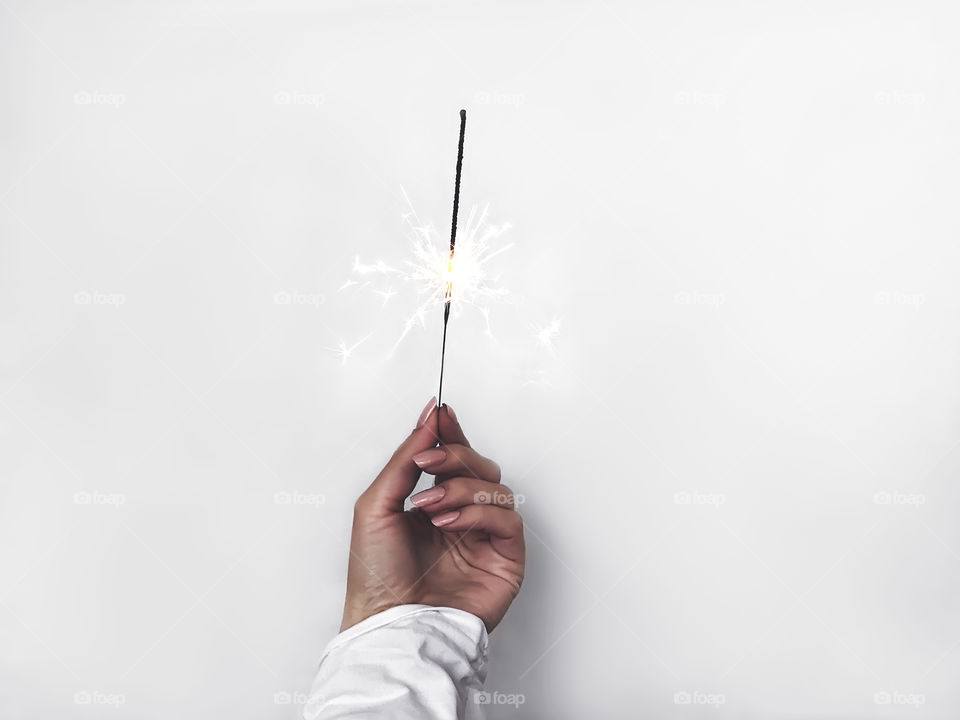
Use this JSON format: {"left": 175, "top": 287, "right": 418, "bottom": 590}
{"left": 437, "top": 109, "right": 466, "bottom": 407}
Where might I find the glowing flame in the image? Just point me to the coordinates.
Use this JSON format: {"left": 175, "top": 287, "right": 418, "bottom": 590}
{"left": 334, "top": 189, "right": 512, "bottom": 361}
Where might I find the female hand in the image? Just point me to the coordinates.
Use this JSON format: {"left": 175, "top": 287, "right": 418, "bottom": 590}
{"left": 340, "top": 397, "right": 524, "bottom": 632}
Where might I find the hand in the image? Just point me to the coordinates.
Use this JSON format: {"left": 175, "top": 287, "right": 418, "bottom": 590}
{"left": 340, "top": 397, "right": 524, "bottom": 633}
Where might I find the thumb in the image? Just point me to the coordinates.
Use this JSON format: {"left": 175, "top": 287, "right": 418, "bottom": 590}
{"left": 359, "top": 397, "right": 439, "bottom": 516}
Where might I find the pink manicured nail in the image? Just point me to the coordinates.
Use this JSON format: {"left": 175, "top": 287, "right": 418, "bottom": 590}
{"left": 410, "top": 486, "right": 446, "bottom": 506}
{"left": 417, "top": 397, "right": 438, "bottom": 428}
{"left": 431, "top": 511, "right": 460, "bottom": 527}
{"left": 444, "top": 403, "right": 458, "bottom": 424}
{"left": 413, "top": 448, "right": 446, "bottom": 468}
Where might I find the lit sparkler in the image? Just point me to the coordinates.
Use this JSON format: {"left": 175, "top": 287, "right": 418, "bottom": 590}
{"left": 437, "top": 109, "right": 467, "bottom": 407}
{"left": 394, "top": 198, "right": 511, "bottom": 352}
{"left": 338, "top": 111, "right": 512, "bottom": 369}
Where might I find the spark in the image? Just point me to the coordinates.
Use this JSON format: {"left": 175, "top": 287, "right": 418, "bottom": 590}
{"left": 375, "top": 288, "right": 398, "bottom": 307}
{"left": 328, "top": 333, "right": 373, "bottom": 365}
{"left": 344, "top": 190, "right": 512, "bottom": 357}
{"left": 533, "top": 316, "right": 562, "bottom": 352}
{"left": 391, "top": 201, "right": 512, "bottom": 353}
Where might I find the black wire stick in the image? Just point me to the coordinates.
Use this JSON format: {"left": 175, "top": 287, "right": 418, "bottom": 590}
{"left": 438, "top": 109, "right": 466, "bottom": 408}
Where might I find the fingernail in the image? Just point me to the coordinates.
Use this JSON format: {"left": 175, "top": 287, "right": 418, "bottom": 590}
{"left": 417, "top": 396, "right": 438, "bottom": 428}
{"left": 410, "top": 486, "right": 446, "bottom": 506}
{"left": 413, "top": 448, "right": 446, "bottom": 468}
{"left": 431, "top": 511, "right": 460, "bottom": 527}
{"left": 444, "top": 403, "right": 458, "bottom": 424}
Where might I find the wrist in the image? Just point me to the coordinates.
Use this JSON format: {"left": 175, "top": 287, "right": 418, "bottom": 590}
{"left": 340, "top": 599, "right": 400, "bottom": 632}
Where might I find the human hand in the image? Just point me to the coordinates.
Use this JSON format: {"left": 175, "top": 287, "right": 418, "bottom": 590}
{"left": 340, "top": 397, "right": 524, "bottom": 633}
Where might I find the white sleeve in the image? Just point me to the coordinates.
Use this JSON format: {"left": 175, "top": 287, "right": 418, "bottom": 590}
{"left": 303, "top": 604, "right": 489, "bottom": 720}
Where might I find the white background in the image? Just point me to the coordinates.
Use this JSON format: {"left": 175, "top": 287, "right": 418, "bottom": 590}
{"left": 2, "top": 1, "right": 960, "bottom": 718}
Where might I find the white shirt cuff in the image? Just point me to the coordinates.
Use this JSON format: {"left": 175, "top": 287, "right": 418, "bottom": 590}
{"left": 303, "top": 605, "right": 489, "bottom": 719}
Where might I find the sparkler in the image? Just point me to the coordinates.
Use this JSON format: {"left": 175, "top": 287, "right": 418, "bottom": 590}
{"left": 437, "top": 109, "right": 466, "bottom": 407}
{"left": 336, "top": 111, "right": 512, "bottom": 369}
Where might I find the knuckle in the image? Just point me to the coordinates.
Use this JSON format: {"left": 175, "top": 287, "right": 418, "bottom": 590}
{"left": 438, "top": 476, "right": 464, "bottom": 494}
{"left": 450, "top": 447, "right": 474, "bottom": 471}
{"left": 353, "top": 493, "right": 372, "bottom": 515}
{"left": 445, "top": 443, "right": 467, "bottom": 459}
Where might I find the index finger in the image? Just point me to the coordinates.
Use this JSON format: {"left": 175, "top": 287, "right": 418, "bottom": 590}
{"left": 438, "top": 403, "right": 469, "bottom": 447}
{"left": 412, "top": 442, "right": 500, "bottom": 483}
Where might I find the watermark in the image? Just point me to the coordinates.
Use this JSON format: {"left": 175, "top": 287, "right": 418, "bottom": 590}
{"left": 874, "top": 691, "right": 925, "bottom": 707}
{"left": 674, "top": 291, "right": 726, "bottom": 307}
{"left": 74, "top": 491, "right": 126, "bottom": 509}
{"left": 274, "top": 491, "right": 325, "bottom": 508}
{"left": 873, "top": 491, "right": 925, "bottom": 509}
{"left": 74, "top": 91, "right": 126, "bottom": 108}
{"left": 674, "top": 491, "right": 726, "bottom": 507}
{"left": 474, "top": 490, "right": 525, "bottom": 508}
{"left": 74, "top": 291, "right": 126, "bottom": 308}
{"left": 674, "top": 91, "right": 726, "bottom": 107}
{"left": 874, "top": 91, "right": 926, "bottom": 106}
{"left": 474, "top": 90, "right": 525, "bottom": 108}
{"left": 274, "top": 690, "right": 313, "bottom": 706}
{"left": 74, "top": 690, "right": 126, "bottom": 708}
{"left": 674, "top": 690, "right": 726, "bottom": 707}
{"left": 273, "top": 91, "right": 325, "bottom": 109}
{"left": 874, "top": 291, "right": 925, "bottom": 308}
{"left": 274, "top": 290, "right": 325, "bottom": 308}
{"left": 473, "top": 690, "right": 525, "bottom": 708}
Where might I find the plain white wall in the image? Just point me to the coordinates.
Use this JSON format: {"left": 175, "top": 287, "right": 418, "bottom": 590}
{"left": 2, "top": 1, "right": 960, "bottom": 717}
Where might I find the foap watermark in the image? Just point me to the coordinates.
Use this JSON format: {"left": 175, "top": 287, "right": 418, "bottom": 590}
{"left": 873, "top": 491, "right": 925, "bottom": 509}
{"left": 474, "top": 490, "right": 525, "bottom": 508}
{"left": 674, "top": 291, "right": 726, "bottom": 308}
{"left": 74, "top": 691, "right": 126, "bottom": 708}
{"left": 74, "top": 291, "right": 126, "bottom": 308}
{"left": 674, "top": 90, "right": 726, "bottom": 107}
{"left": 274, "top": 90, "right": 325, "bottom": 109}
{"left": 874, "top": 91, "right": 926, "bottom": 106}
{"left": 874, "top": 291, "right": 925, "bottom": 309}
{"left": 274, "top": 690, "right": 313, "bottom": 706}
{"left": 274, "top": 491, "right": 326, "bottom": 508}
{"left": 674, "top": 491, "right": 726, "bottom": 508}
{"left": 874, "top": 691, "right": 925, "bottom": 707}
{"left": 74, "top": 91, "right": 126, "bottom": 108}
{"left": 474, "top": 90, "right": 525, "bottom": 108}
{"left": 74, "top": 491, "right": 126, "bottom": 509}
{"left": 274, "top": 290, "right": 325, "bottom": 308}
{"left": 472, "top": 689, "right": 526, "bottom": 708}
{"left": 674, "top": 690, "right": 726, "bottom": 707}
